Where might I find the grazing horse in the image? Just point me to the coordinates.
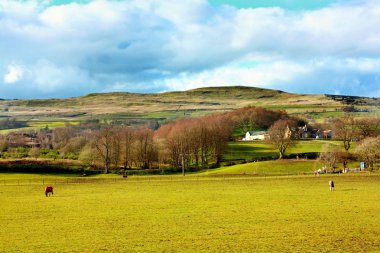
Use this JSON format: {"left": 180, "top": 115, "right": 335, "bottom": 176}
{"left": 45, "top": 186, "right": 54, "bottom": 197}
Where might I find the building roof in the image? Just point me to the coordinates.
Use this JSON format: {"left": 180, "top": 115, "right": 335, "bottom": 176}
{"left": 247, "top": 131, "right": 267, "bottom": 135}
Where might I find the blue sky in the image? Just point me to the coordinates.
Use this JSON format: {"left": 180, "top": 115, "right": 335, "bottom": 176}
{"left": 48, "top": 0, "right": 340, "bottom": 10}
{"left": 1, "top": 0, "right": 379, "bottom": 99}
{"left": 210, "top": 0, "right": 340, "bottom": 10}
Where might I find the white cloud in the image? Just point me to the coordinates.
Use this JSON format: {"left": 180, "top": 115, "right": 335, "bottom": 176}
{"left": 159, "top": 57, "right": 380, "bottom": 96}
{"left": 0, "top": 0, "right": 380, "bottom": 98}
{"left": 4, "top": 64, "right": 25, "bottom": 84}
{"left": 160, "top": 60, "right": 310, "bottom": 91}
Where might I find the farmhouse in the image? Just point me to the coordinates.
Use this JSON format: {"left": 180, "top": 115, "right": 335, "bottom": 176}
{"left": 315, "top": 129, "right": 333, "bottom": 139}
{"left": 296, "top": 124, "right": 333, "bottom": 139}
{"left": 242, "top": 131, "right": 268, "bottom": 141}
{"left": 4, "top": 132, "right": 40, "bottom": 148}
{"left": 297, "top": 124, "right": 314, "bottom": 138}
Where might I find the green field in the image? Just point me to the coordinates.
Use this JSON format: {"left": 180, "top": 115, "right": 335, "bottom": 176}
{"left": 1, "top": 172, "right": 379, "bottom": 252}
{"left": 226, "top": 140, "right": 343, "bottom": 160}
{"left": 204, "top": 159, "right": 323, "bottom": 175}
{"left": 0, "top": 121, "right": 80, "bottom": 134}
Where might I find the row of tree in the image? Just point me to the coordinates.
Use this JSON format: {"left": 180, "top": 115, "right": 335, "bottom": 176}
{"left": 0, "top": 106, "right": 292, "bottom": 172}
{"left": 85, "top": 106, "right": 288, "bottom": 173}
{"left": 0, "top": 107, "right": 379, "bottom": 173}
{"left": 260, "top": 115, "right": 380, "bottom": 167}
{"left": 312, "top": 116, "right": 380, "bottom": 171}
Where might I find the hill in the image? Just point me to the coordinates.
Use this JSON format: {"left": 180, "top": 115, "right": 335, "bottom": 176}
{"left": 0, "top": 86, "right": 379, "bottom": 130}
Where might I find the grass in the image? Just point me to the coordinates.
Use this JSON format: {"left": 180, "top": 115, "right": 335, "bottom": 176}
{"left": 204, "top": 159, "right": 323, "bottom": 175}
{"left": 226, "top": 141, "right": 277, "bottom": 160}
{"left": 0, "top": 173, "right": 379, "bottom": 252}
{"left": 28, "top": 121, "right": 80, "bottom": 129}
{"left": 1, "top": 86, "right": 377, "bottom": 123}
{"left": 0, "top": 121, "right": 80, "bottom": 134}
{"left": 288, "top": 140, "right": 342, "bottom": 153}
{"left": 226, "top": 140, "right": 344, "bottom": 160}
{"left": 203, "top": 159, "right": 366, "bottom": 176}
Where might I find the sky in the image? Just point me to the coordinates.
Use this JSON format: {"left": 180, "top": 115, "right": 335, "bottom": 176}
{"left": 1, "top": 0, "right": 380, "bottom": 99}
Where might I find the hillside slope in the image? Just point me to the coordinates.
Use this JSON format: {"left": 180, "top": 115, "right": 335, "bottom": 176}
{"left": 0, "top": 86, "right": 378, "bottom": 124}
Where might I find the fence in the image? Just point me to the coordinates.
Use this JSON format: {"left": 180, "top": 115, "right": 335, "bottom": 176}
{"left": 0, "top": 177, "right": 126, "bottom": 186}
{"left": 0, "top": 173, "right": 315, "bottom": 186}
{"left": 0, "top": 171, "right": 376, "bottom": 186}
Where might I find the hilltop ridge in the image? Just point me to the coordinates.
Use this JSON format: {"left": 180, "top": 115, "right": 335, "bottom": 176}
{"left": 0, "top": 86, "right": 379, "bottom": 126}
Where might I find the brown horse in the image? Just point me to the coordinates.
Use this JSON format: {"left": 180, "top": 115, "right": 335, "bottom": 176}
{"left": 45, "top": 186, "right": 54, "bottom": 197}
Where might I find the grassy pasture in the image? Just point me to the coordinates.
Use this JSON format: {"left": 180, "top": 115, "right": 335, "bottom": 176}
{"left": 0, "top": 173, "right": 379, "bottom": 252}
{"left": 204, "top": 159, "right": 323, "bottom": 176}
{"left": 226, "top": 140, "right": 343, "bottom": 160}
{"left": 0, "top": 121, "right": 80, "bottom": 134}
{"left": 202, "top": 160, "right": 365, "bottom": 176}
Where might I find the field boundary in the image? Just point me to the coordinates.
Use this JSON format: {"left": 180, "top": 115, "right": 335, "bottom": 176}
{"left": 0, "top": 172, "right": 378, "bottom": 186}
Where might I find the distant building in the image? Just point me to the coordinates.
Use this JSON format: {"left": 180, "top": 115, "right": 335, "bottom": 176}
{"left": 297, "top": 124, "right": 313, "bottom": 139}
{"left": 315, "top": 129, "right": 333, "bottom": 139}
{"left": 296, "top": 124, "right": 333, "bottom": 139}
{"left": 242, "top": 131, "right": 268, "bottom": 141}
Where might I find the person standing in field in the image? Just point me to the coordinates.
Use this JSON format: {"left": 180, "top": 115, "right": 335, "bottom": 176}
{"left": 329, "top": 180, "right": 334, "bottom": 191}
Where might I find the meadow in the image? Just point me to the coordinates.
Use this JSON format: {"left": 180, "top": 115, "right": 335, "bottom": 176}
{"left": 0, "top": 121, "right": 80, "bottom": 134}
{"left": 1, "top": 172, "right": 379, "bottom": 252}
{"left": 225, "top": 140, "right": 344, "bottom": 161}
{"left": 204, "top": 159, "right": 323, "bottom": 175}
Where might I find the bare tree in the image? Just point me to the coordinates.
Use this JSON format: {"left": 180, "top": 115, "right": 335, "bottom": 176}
{"left": 318, "top": 144, "right": 340, "bottom": 172}
{"left": 355, "top": 117, "right": 380, "bottom": 140}
{"left": 207, "top": 115, "right": 233, "bottom": 165}
{"left": 332, "top": 115, "right": 356, "bottom": 152}
{"left": 134, "top": 127, "right": 157, "bottom": 169}
{"left": 52, "top": 126, "right": 76, "bottom": 149}
{"left": 267, "top": 119, "right": 296, "bottom": 159}
{"left": 92, "top": 126, "right": 117, "bottom": 173}
{"left": 120, "top": 126, "right": 135, "bottom": 169}
{"left": 110, "top": 127, "right": 122, "bottom": 170}
{"left": 0, "top": 137, "right": 9, "bottom": 152}
{"left": 355, "top": 136, "right": 380, "bottom": 171}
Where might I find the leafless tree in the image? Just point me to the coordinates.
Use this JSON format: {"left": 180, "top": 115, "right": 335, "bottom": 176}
{"left": 207, "top": 115, "right": 233, "bottom": 165}
{"left": 318, "top": 144, "right": 341, "bottom": 172}
{"left": 332, "top": 115, "right": 356, "bottom": 152}
{"left": 355, "top": 136, "right": 380, "bottom": 171}
{"left": 92, "top": 126, "right": 117, "bottom": 173}
{"left": 134, "top": 127, "right": 157, "bottom": 169}
{"left": 355, "top": 117, "right": 380, "bottom": 140}
{"left": 267, "top": 119, "right": 296, "bottom": 159}
{"left": 120, "top": 126, "right": 135, "bottom": 169}
{"left": 52, "top": 126, "right": 76, "bottom": 149}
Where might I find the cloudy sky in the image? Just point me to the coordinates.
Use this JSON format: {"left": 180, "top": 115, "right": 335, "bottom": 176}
{"left": 1, "top": 0, "right": 380, "bottom": 99}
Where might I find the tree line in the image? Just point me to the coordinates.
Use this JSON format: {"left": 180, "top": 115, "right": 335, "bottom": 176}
{"left": 0, "top": 107, "right": 379, "bottom": 173}
{"left": 0, "top": 106, "right": 292, "bottom": 173}
{"left": 318, "top": 115, "right": 380, "bottom": 171}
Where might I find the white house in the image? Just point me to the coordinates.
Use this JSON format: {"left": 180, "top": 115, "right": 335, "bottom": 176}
{"left": 242, "top": 131, "right": 268, "bottom": 141}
